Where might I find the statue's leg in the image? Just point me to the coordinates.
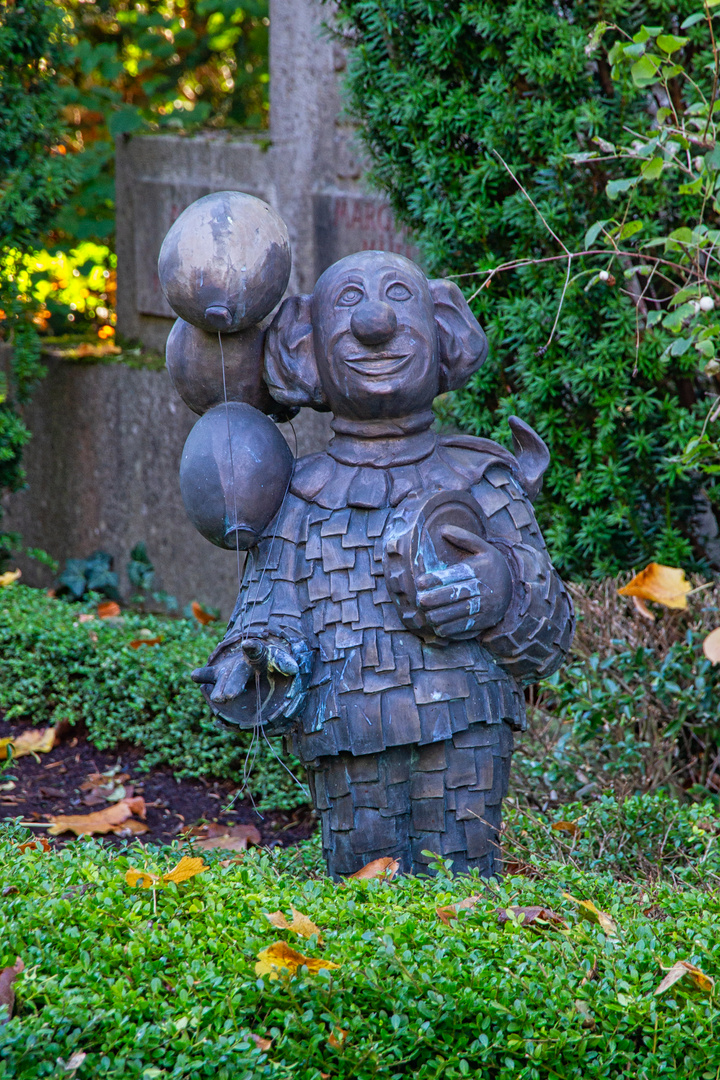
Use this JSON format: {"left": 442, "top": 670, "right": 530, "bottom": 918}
{"left": 308, "top": 747, "right": 413, "bottom": 878}
{"left": 409, "top": 722, "right": 514, "bottom": 877}
{"left": 308, "top": 722, "right": 513, "bottom": 879}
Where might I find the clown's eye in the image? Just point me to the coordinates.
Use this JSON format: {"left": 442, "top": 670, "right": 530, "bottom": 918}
{"left": 386, "top": 282, "right": 412, "bottom": 301}
{"left": 337, "top": 286, "right": 364, "bottom": 307}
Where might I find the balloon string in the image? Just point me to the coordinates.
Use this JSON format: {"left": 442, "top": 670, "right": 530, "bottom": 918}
{"left": 219, "top": 331, "right": 242, "bottom": 594}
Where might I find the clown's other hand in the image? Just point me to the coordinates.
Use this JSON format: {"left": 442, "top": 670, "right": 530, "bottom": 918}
{"left": 415, "top": 526, "right": 512, "bottom": 639}
{"left": 191, "top": 649, "right": 253, "bottom": 705}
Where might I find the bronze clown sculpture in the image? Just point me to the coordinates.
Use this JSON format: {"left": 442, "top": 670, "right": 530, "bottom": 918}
{"left": 161, "top": 191, "right": 574, "bottom": 878}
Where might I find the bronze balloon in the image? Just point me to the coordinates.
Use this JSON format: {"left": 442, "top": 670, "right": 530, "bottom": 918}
{"left": 165, "top": 317, "right": 294, "bottom": 421}
{"left": 158, "top": 191, "right": 291, "bottom": 333}
{"left": 179, "top": 402, "right": 294, "bottom": 551}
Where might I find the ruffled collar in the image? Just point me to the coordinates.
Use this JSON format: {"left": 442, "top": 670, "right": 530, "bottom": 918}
{"left": 328, "top": 411, "right": 437, "bottom": 468}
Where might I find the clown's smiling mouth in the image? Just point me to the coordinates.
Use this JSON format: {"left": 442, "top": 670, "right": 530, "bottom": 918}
{"left": 343, "top": 353, "right": 412, "bottom": 377}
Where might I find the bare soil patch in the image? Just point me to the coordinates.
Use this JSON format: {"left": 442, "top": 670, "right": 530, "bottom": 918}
{"left": 0, "top": 715, "right": 316, "bottom": 849}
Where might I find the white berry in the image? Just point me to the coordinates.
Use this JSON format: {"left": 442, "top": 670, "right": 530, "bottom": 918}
{"left": 598, "top": 270, "right": 609, "bottom": 282}
{"left": 700, "top": 295, "right": 715, "bottom": 312}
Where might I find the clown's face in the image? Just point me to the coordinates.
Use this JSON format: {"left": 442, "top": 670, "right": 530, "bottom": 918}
{"left": 311, "top": 251, "right": 440, "bottom": 420}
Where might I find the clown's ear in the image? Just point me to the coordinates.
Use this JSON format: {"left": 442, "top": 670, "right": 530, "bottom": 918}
{"left": 429, "top": 279, "right": 488, "bottom": 392}
{"left": 264, "top": 294, "right": 328, "bottom": 410}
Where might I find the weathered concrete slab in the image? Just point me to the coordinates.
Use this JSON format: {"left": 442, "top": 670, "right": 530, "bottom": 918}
{"left": 2, "top": 357, "right": 331, "bottom": 615}
{"left": 116, "top": 0, "right": 418, "bottom": 352}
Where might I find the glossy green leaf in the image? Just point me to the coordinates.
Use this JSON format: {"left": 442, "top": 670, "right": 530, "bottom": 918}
{"left": 656, "top": 34, "right": 689, "bottom": 53}
{"left": 641, "top": 157, "right": 664, "bottom": 180}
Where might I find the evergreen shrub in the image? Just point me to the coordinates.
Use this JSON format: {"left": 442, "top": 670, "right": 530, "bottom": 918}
{"left": 0, "top": 0, "right": 79, "bottom": 550}
{"left": 333, "top": 0, "right": 714, "bottom": 576}
{"left": 0, "top": 585, "right": 305, "bottom": 809}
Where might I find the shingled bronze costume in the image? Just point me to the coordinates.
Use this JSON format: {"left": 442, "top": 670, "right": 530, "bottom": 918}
{"left": 160, "top": 191, "right": 574, "bottom": 878}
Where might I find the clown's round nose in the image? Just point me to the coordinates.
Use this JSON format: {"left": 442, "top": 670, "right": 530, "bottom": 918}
{"left": 350, "top": 301, "right": 397, "bottom": 345}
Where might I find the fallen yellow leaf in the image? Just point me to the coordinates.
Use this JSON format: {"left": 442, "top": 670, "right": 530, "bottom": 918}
{"left": 703, "top": 627, "right": 720, "bottom": 665}
{"left": 265, "top": 907, "right": 323, "bottom": 941}
{"left": 563, "top": 893, "right": 618, "bottom": 936}
{"left": 617, "top": 563, "right": 690, "bottom": 610}
{"left": 551, "top": 820, "right": 579, "bottom": 837}
{"left": 0, "top": 569, "right": 21, "bottom": 587}
{"left": 250, "top": 1033, "right": 272, "bottom": 1052}
{"left": 254, "top": 941, "right": 340, "bottom": 980}
{"left": 164, "top": 856, "right": 207, "bottom": 884}
{"left": 347, "top": 857, "right": 399, "bottom": 880}
{"left": 48, "top": 797, "right": 146, "bottom": 837}
{"left": 126, "top": 856, "right": 207, "bottom": 889}
{"left": 0, "top": 727, "right": 56, "bottom": 761}
{"left": 655, "top": 959, "right": 714, "bottom": 996}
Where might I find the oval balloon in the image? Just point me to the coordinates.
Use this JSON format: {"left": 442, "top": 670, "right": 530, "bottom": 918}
{"left": 158, "top": 191, "right": 291, "bottom": 333}
{"left": 179, "top": 402, "right": 294, "bottom": 550}
{"left": 166, "top": 317, "right": 291, "bottom": 418}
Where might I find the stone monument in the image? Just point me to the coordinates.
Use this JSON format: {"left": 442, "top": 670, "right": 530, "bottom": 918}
{"left": 162, "top": 191, "right": 575, "bottom": 878}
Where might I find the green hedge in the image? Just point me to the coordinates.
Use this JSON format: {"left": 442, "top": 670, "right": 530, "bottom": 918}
{"left": 0, "top": 584, "right": 305, "bottom": 809}
{"left": 2, "top": 794, "right": 719, "bottom": 1079}
{"left": 333, "top": 0, "right": 713, "bottom": 576}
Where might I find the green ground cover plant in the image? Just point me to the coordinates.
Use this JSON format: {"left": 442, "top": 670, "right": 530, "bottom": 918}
{"left": 1, "top": 794, "right": 719, "bottom": 1079}
{"left": 0, "top": 584, "right": 304, "bottom": 809}
{"left": 332, "top": 0, "right": 718, "bottom": 576}
{"left": 4, "top": 578, "right": 720, "bottom": 811}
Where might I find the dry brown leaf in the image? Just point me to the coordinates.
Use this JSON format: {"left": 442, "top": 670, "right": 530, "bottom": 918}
{"left": 503, "top": 858, "right": 544, "bottom": 879}
{"left": 78, "top": 613, "right": 95, "bottom": 623}
{"left": 436, "top": 894, "right": 482, "bottom": 925}
{"left": 47, "top": 797, "right": 144, "bottom": 837}
{"left": 0, "top": 570, "right": 21, "bottom": 588}
{"left": 562, "top": 892, "right": 618, "bottom": 936}
{"left": 255, "top": 941, "right": 340, "bottom": 980}
{"left": 129, "top": 636, "right": 163, "bottom": 649}
{"left": 113, "top": 819, "right": 149, "bottom": 836}
{"left": 97, "top": 601, "right": 121, "bottom": 618}
{"left": 250, "top": 1033, "right": 273, "bottom": 1052}
{"left": 18, "top": 837, "right": 50, "bottom": 853}
{"left": 193, "top": 824, "right": 261, "bottom": 852}
{"left": 58, "top": 1051, "right": 87, "bottom": 1073}
{"left": 347, "top": 857, "right": 399, "bottom": 881}
{"left": 551, "top": 821, "right": 579, "bottom": 837}
{"left": 0, "top": 958, "right": 24, "bottom": 1023}
{"left": 265, "top": 907, "right": 323, "bottom": 941}
{"left": 617, "top": 563, "right": 691, "bottom": 610}
{"left": 126, "top": 856, "right": 207, "bottom": 889}
{"left": 191, "top": 601, "right": 218, "bottom": 625}
{"left": 703, "top": 627, "right": 720, "bottom": 665}
{"left": 0, "top": 726, "right": 56, "bottom": 761}
{"left": 581, "top": 957, "right": 599, "bottom": 986}
{"left": 497, "top": 905, "right": 569, "bottom": 929}
{"left": 655, "top": 959, "right": 714, "bottom": 996}
{"left": 328, "top": 1028, "right": 348, "bottom": 1050}
{"left": 631, "top": 596, "right": 656, "bottom": 621}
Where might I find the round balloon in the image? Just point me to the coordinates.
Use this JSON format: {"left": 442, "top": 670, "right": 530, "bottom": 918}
{"left": 166, "top": 317, "right": 289, "bottom": 418}
{"left": 158, "top": 191, "right": 291, "bottom": 333}
{"left": 179, "top": 402, "right": 294, "bottom": 551}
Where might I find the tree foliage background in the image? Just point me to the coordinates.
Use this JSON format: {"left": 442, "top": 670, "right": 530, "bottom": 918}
{"left": 0, "top": 0, "right": 268, "bottom": 557}
{"left": 333, "top": 0, "right": 718, "bottom": 577}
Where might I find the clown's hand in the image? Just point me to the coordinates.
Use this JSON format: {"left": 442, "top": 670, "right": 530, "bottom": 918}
{"left": 416, "top": 526, "right": 512, "bottom": 639}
